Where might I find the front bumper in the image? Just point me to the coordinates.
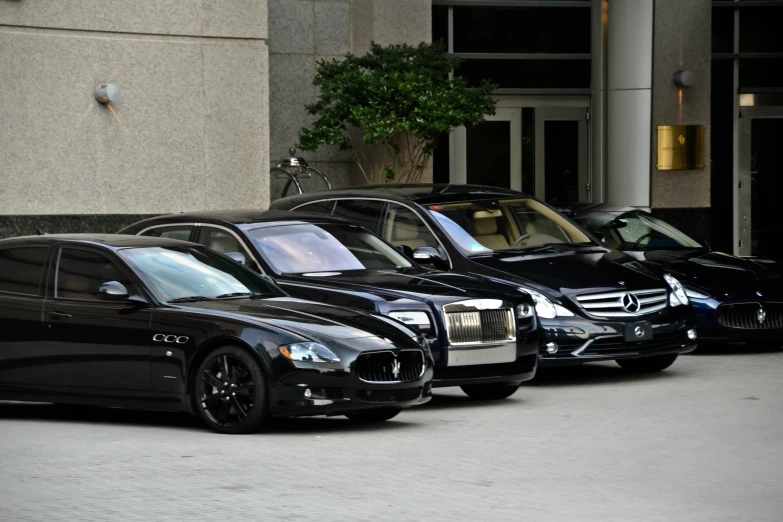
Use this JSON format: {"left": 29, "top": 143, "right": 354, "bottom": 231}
{"left": 268, "top": 366, "right": 434, "bottom": 417}
{"left": 538, "top": 311, "right": 697, "bottom": 366}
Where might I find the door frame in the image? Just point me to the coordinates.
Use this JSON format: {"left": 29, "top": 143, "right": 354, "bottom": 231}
{"left": 449, "top": 95, "right": 591, "bottom": 200}
{"left": 736, "top": 106, "right": 783, "bottom": 256}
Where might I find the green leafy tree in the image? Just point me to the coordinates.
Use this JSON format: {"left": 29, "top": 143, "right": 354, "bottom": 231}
{"left": 298, "top": 42, "right": 497, "bottom": 184}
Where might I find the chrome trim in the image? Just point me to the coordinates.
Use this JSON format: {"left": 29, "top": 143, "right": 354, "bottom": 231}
{"left": 442, "top": 299, "right": 517, "bottom": 351}
{"left": 136, "top": 222, "right": 267, "bottom": 275}
{"left": 574, "top": 289, "right": 668, "bottom": 318}
{"left": 289, "top": 197, "right": 453, "bottom": 269}
{"left": 354, "top": 349, "right": 427, "bottom": 384}
{"left": 446, "top": 342, "right": 517, "bottom": 367}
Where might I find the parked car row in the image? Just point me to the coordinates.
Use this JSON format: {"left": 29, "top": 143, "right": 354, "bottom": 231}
{"left": 1, "top": 184, "right": 777, "bottom": 434}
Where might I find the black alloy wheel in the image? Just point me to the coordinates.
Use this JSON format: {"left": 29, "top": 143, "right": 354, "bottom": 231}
{"left": 460, "top": 383, "right": 520, "bottom": 400}
{"left": 345, "top": 407, "right": 402, "bottom": 422}
{"left": 615, "top": 353, "right": 679, "bottom": 373}
{"left": 195, "top": 346, "right": 269, "bottom": 434}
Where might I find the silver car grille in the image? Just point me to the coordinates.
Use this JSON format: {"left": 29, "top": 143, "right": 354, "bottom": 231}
{"left": 574, "top": 289, "right": 668, "bottom": 318}
{"left": 443, "top": 300, "right": 516, "bottom": 345}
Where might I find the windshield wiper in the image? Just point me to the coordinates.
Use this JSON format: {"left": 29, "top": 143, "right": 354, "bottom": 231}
{"left": 215, "top": 292, "right": 266, "bottom": 299}
{"left": 168, "top": 296, "right": 216, "bottom": 303}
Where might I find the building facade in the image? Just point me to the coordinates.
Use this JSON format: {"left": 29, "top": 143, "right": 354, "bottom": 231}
{"left": 1, "top": 1, "right": 782, "bottom": 260}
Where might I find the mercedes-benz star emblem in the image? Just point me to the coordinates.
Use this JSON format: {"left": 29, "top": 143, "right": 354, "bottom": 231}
{"left": 634, "top": 326, "right": 645, "bottom": 338}
{"left": 391, "top": 358, "right": 401, "bottom": 379}
{"left": 621, "top": 293, "right": 641, "bottom": 313}
{"left": 757, "top": 306, "right": 766, "bottom": 325}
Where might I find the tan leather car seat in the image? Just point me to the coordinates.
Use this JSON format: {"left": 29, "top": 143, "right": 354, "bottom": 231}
{"left": 391, "top": 223, "right": 428, "bottom": 249}
{"left": 473, "top": 218, "right": 510, "bottom": 250}
{"left": 207, "top": 234, "right": 240, "bottom": 253}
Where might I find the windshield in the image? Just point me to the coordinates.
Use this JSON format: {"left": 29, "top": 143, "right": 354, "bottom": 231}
{"left": 119, "top": 246, "right": 283, "bottom": 302}
{"left": 245, "top": 222, "right": 413, "bottom": 275}
{"left": 579, "top": 212, "right": 702, "bottom": 250}
{"left": 427, "top": 198, "right": 593, "bottom": 254}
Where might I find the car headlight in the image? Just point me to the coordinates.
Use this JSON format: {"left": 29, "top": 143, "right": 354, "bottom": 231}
{"left": 279, "top": 342, "right": 340, "bottom": 363}
{"left": 518, "top": 288, "right": 574, "bottom": 319}
{"left": 664, "top": 274, "right": 689, "bottom": 306}
{"left": 389, "top": 311, "right": 432, "bottom": 333}
{"left": 684, "top": 287, "right": 710, "bottom": 299}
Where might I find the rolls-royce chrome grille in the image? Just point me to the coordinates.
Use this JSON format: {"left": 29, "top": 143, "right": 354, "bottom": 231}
{"left": 443, "top": 300, "right": 516, "bottom": 345}
{"left": 575, "top": 289, "right": 668, "bottom": 318}
{"left": 354, "top": 350, "right": 425, "bottom": 383}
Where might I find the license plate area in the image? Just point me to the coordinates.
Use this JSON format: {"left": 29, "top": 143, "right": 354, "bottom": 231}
{"left": 624, "top": 321, "right": 653, "bottom": 341}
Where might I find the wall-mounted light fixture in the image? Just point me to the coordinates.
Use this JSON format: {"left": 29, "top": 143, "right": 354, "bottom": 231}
{"left": 673, "top": 70, "right": 694, "bottom": 88}
{"left": 94, "top": 83, "right": 120, "bottom": 104}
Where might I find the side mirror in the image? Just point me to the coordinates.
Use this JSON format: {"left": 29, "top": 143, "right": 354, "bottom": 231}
{"left": 260, "top": 274, "right": 277, "bottom": 285}
{"left": 412, "top": 246, "right": 448, "bottom": 268}
{"left": 395, "top": 244, "right": 414, "bottom": 258}
{"left": 98, "top": 281, "right": 130, "bottom": 301}
{"left": 697, "top": 237, "right": 710, "bottom": 249}
{"left": 224, "top": 252, "right": 246, "bottom": 265}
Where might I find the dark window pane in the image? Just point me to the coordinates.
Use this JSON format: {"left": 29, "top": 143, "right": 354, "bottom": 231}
{"left": 432, "top": 132, "right": 450, "bottom": 184}
{"left": 332, "top": 200, "right": 385, "bottom": 234}
{"left": 710, "top": 59, "right": 735, "bottom": 253}
{"left": 544, "top": 121, "right": 579, "bottom": 203}
{"left": 433, "top": 5, "right": 448, "bottom": 47}
{"left": 522, "top": 108, "right": 536, "bottom": 195}
{"left": 712, "top": 7, "right": 735, "bottom": 53}
{"left": 383, "top": 203, "right": 439, "bottom": 251}
{"left": 143, "top": 226, "right": 192, "bottom": 241}
{"left": 466, "top": 121, "right": 511, "bottom": 189}
{"left": 739, "top": 59, "right": 783, "bottom": 88}
{"left": 0, "top": 247, "right": 50, "bottom": 296}
{"left": 57, "top": 249, "right": 136, "bottom": 300}
{"left": 750, "top": 118, "right": 783, "bottom": 260}
{"left": 458, "top": 59, "right": 591, "bottom": 89}
{"left": 740, "top": 7, "right": 783, "bottom": 52}
{"left": 296, "top": 201, "right": 336, "bottom": 215}
{"left": 453, "top": 7, "right": 590, "bottom": 53}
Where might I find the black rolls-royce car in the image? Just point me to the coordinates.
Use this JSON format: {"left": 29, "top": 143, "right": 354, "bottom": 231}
{"left": 0, "top": 234, "right": 434, "bottom": 434}
{"left": 120, "top": 211, "right": 539, "bottom": 400}
{"left": 269, "top": 185, "right": 698, "bottom": 372}
{"left": 562, "top": 203, "right": 783, "bottom": 347}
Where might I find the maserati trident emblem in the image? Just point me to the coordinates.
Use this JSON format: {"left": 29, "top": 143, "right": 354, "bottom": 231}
{"left": 634, "top": 326, "right": 645, "bottom": 338}
{"left": 621, "top": 293, "right": 641, "bottom": 313}
{"left": 390, "top": 358, "right": 401, "bottom": 379}
{"left": 757, "top": 306, "right": 766, "bottom": 325}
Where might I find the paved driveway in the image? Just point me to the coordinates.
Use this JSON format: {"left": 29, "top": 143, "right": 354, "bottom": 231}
{"left": 1, "top": 346, "right": 782, "bottom": 522}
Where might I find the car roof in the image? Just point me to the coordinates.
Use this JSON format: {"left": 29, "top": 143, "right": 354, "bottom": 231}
{"left": 560, "top": 203, "right": 642, "bottom": 215}
{"left": 127, "top": 209, "right": 353, "bottom": 229}
{"left": 272, "top": 184, "right": 530, "bottom": 207}
{"left": 0, "top": 233, "right": 195, "bottom": 250}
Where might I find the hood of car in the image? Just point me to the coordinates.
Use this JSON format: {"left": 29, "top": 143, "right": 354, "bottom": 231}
{"left": 469, "top": 247, "right": 664, "bottom": 297}
{"left": 626, "top": 249, "right": 783, "bottom": 299}
{"left": 182, "top": 297, "right": 420, "bottom": 346}
{"left": 282, "top": 269, "right": 519, "bottom": 302}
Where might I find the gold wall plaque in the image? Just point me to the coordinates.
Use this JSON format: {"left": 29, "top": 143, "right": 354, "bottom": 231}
{"left": 656, "top": 125, "right": 705, "bottom": 170}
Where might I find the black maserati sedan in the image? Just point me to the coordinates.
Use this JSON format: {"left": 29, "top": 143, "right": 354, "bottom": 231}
{"left": 561, "top": 203, "right": 783, "bottom": 348}
{"left": 0, "top": 234, "right": 434, "bottom": 434}
{"left": 269, "top": 185, "right": 698, "bottom": 372}
{"left": 120, "top": 211, "right": 540, "bottom": 400}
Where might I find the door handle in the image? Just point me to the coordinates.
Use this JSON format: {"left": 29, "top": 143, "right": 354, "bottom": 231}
{"left": 48, "top": 311, "right": 73, "bottom": 320}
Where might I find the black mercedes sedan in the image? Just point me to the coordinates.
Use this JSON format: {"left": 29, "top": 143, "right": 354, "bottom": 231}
{"left": 561, "top": 204, "right": 783, "bottom": 348}
{"left": 269, "top": 185, "right": 698, "bottom": 372}
{"left": 0, "top": 234, "right": 434, "bottom": 434}
{"left": 120, "top": 211, "right": 539, "bottom": 400}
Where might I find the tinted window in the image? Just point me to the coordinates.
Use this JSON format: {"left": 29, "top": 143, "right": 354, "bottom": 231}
{"left": 246, "top": 223, "right": 412, "bottom": 274}
{"left": 200, "top": 227, "right": 260, "bottom": 272}
{"left": 142, "top": 226, "right": 193, "bottom": 241}
{"left": 0, "top": 247, "right": 50, "bottom": 296}
{"left": 57, "top": 248, "right": 136, "bottom": 300}
{"left": 383, "top": 203, "right": 439, "bottom": 250}
{"left": 332, "top": 200, "right": 385, "bottom": 233}
{"left": 296, "top": 201, "right": 336, "bottom": 215}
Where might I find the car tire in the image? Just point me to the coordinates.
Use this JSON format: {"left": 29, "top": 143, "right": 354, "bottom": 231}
{"left": 194, "top": 345, "right": 270, "bottom": 434}
{"left": 615, "top": 353, "right": 679, "bottom": 373}
{"left": 460, "top": 383, "right": 521, "bottom": 400}
{"left": 345, "top": 408, "right": 402, "bottom": 422}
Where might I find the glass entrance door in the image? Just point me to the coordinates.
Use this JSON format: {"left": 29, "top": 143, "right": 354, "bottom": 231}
{"left": 738, "top": 107, "right": 783, "bottom": 258}
{"left": 450, "top": 101, "right": 589, "bottom": 203}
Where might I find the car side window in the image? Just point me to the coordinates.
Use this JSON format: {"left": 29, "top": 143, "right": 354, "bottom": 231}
{"left": 383, "top": 203, "right": 439, "bottom": 251}
{"left": 332, "top": 200, "right": 385, "bottom": 234}
{"left": 142, "top": 226, "right": 193, "bottom": 241}
{"left": 200, "top": 227, "right": 260, "bottom": 273}
{"left": 57, "top": 248, "right": 136, "bottom": 300}
{"left": 296, "top": 201, "right": 336, "bottom": 216}
{"left": 0, "top": 247, "right": 51, "bottom": 296}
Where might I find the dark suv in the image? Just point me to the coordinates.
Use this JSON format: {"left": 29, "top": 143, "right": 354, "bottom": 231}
{"left": 270, "top": 184, "right": 698, "bottom": 372}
